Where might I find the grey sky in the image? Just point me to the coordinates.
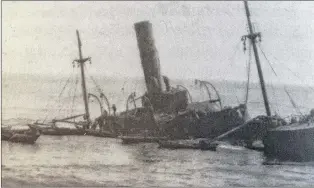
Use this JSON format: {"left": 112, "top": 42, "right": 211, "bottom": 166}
{"left": 3, "top": 1, "right": 314, "bottom": 86}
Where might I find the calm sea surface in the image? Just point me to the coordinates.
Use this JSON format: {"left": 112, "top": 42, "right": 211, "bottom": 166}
{"left": 2, "top": 74, "right": 314, "bottom": 187}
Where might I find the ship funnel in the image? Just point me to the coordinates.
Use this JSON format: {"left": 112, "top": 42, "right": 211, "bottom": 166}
{"left": 134, "top": 21, "right": 162, "bottom": 95}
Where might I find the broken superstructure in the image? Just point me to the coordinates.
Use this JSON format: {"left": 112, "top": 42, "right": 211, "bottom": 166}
{"left": 113, "top": 21, "right": 248, "bottom": 140}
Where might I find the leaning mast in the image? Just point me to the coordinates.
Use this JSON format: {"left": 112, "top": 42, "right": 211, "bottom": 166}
{"left": 243, "top": 1, "right": 271, "bottom": 116}
{"left": 74, "top": 30, "right": 91, "bottom": 125}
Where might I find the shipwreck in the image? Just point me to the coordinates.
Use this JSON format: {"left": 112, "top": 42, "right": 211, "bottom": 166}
{"left": 113, "top": 20, "right": 248, "bottom": 142}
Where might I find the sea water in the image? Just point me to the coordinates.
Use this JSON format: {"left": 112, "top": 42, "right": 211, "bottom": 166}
{"left": 2, "top": 73, "right": 314, "bottom": 187}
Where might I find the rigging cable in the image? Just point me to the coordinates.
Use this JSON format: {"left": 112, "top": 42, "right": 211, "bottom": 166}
{"left": 269, "top": 81, "right": 280, "bottom": 116}
{"left": 258, "top": 45, "right": 287, "bottom": 115}
{"left": 284, "top": 86, "right": 303, "bottom": 116}
{"left": 227, "top": 40, "right": 242, "bottom": 68}
{"left": 43, "top": 69, "right": 75, "bottom": 123}
{"left": 70, "top": 73, "right": 79, "bottom": 117}
{"left": 226, "top": 40, "right": 242, "bottom": 104}
{"left": 258, "top": 43, "right": 314, "bottom": 92}
{"left": 257, "top": 45, "right": 280, "bottom": 114}
{"left": 257, "top": 44, "right": 303, "bottom": 116}
{"left": 244, "top": 44, "right": 278, "bottom": 115}
{"left": 41, "top": 79, "right": 64, "bottom": 121}
{"left": 84, "top": 64, "right": 104, "bottom": 94}
{"left": 258, "top": 43, "right": 277, "bottom": 77}
{"left": 66, "top": 73, "right": 77, "bottom": 117}
{"left": 55, "top": 74, "right": 74, "bottom": 118}
{"left": 84, "top": 64, "right": 112, "bottom": 115}
{"left": 57, "top": 74, "right": 73, "bottom": 103}
{"left": 90, "top": 75, "right": 103, "bottom": 94}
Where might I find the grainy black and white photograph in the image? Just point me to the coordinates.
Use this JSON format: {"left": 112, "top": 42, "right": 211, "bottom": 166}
{"left": 2, "top": 1, "right": 314, "bottom": 187}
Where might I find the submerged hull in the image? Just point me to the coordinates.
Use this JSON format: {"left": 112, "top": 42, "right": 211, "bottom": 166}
{"left": 31, "top": 122, "right": 116, "bottom": 137}
{"left": 1, "top": 129, "right": 40, "bottom": 144}
{"left": 85, "top": 129, "right": 116, "bottom": 138}
{"left": 162, "top": 106, "right": 245, "bottom": 139}
{"left": 41, "top": 128, "right": 85, "bottom": 136}
{"left": 117, "top": 102, "right": 246, "bottom": 140}
{"left": 30, "top": 122, "right": 87, "bottom": 136}
{"left": 1, "top": 132, "right": 13, "bottom": 141}
{"left": 8, "top": 134, "right": 40, "bottom": 144}
{"left": 263, "top": 122, "right": 314, "bottom": 162}
{"left": 39, "top": 127, "right": 116, "bottom": 138}
{"left": 120, "top": 136, "right": 167, "bottom": 144}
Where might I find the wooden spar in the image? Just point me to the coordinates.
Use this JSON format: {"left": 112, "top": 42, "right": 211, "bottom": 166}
{"left": 54, "top": 120, "right": 86, "bottom": 126}
{"left": 75, "top": 30, "right": 91, "bottom": 125}
{"left": 53, "top": 114, "right": 85, "bottom": 122}
{"left": 210, "top": 122, "right": 248, "bottom": 143}
{"left": 244, "top": 1, "right": 271, "bottom": 116}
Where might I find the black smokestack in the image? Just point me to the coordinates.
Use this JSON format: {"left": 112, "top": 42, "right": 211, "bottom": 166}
{"left": 134, "top": 21, "right": 162, "bottom": 95}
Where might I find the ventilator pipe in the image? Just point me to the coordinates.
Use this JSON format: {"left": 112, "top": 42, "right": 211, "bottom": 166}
{"left": 100, "top": 93, "right": 111, "bottom": 116}
{"left": 88, "top": 93, "right": 103, "bottom": 114}
{"left": 195, "top": 79, "right": 222, "bottom": 110}
{"left": 125, "top": 92, "right": 138, "bottom": 118}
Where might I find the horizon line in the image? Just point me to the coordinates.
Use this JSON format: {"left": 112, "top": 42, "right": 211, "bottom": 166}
{"left": 2, "top": 72, "right": 314, "bottom": 88}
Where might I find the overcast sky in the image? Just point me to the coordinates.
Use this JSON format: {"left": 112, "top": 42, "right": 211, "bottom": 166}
{"left": 3, "top": 1, "right": 314, "bottom": 86}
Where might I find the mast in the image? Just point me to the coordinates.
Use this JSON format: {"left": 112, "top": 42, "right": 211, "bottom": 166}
{"left": 243, "top": 1, "right": 271, "bottom": 116}
{"left": 75, "top": 30, "right": 91, "bottom": 124}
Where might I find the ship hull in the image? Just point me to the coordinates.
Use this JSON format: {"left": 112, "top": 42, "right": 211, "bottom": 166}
{"left": 162, "top": 107, "right": 245, "bottom": 139}
{"left": 1, "top": 129, "right": 40, "bottom": 144}
{"left": 41, "top": 128, "right": 86, "bottom": 136}
{"left": 85, "top": 129, "right": 116, "bottom": 138}
{"left": 116, "top": 103, "right": 246, "bottom": 141}
{"left": 263, "top": 122, "right": 314, "bottom": 162}
{"left": 8, "top": 134, "right": 40, "bottom": 144}
{"left": 120, "top": 136, "right": 167, "bottom": 144}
